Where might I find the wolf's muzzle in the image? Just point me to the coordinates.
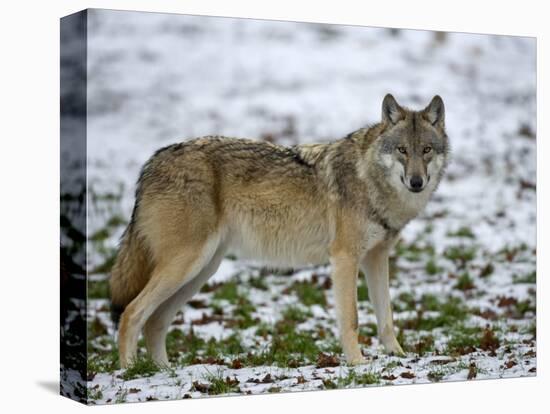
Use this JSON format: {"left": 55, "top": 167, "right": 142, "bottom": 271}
{"left": 409, "top": 175, "right": 424, "bottom": 192}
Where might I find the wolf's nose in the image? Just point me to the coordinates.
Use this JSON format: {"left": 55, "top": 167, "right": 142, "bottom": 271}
{"left": 410, "top": 176, "right": 423, "bottom": 190}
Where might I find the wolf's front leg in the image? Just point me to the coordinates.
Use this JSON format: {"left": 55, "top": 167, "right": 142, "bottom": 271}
{"left": 330, "top": 252, "right": 365, "bottom": 365}
{"left": 361, "top": 245, "right": 405, "bottom": 356}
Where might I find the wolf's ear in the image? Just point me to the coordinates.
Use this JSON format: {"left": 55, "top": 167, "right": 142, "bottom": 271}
{"left": 381, "top": 94, "right": 405, "bottom": 124}
{"left": 423, "top": 95, "right": 445, "bottom": 127}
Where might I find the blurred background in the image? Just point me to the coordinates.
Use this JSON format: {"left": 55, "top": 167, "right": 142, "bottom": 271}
{"left": 80, "top": 9, "right": 536, "bottom": 403}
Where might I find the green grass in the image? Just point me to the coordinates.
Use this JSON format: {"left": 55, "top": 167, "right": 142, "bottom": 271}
{"left": 359, "top": 323, "right": 378, "bottom": 338}
{"left": 288, "top": 280, "right": 327, "bottom": 306}
{"left": 454, "top": 272, "right": 475, "bottom": 291}
{"left": 88, "top": 386, "right": 104, "bottom": 401}
{"left": 443, "top": 324, "right": 501, "bottom": 356}
{"left": 357, "top": 278, "right": 369, "bottom": 301}
{"left": 420, "top": 294, "right": 441, "bottom": 311}
{"left": 88, "top": 317, "right": 108, "bottom": 338}
{"left": 434, "top": 297, "right": 469, "bottom": 324}
{"left": 90, "top": 188, "right": 124, "bottom": 203}
{"left": 427, "top": 368, "right": 445, "bottom": 382}
{"left": 254, "top": 330, "right": 322, "bottom": 366}
{"left": 384, "top": 360, "right": 403, "bottom": 370}
{"left": 90, "top": 250, "right": 117, "bottom": 274}
{"left": 88, "top": 208, "right": 127, "bottom": 274}
{"left": 394, "top": 291, "right": 416, "bottom": 312}
{"left": 244, "top": 313, "right": 340, "bottom": 367}
{"left": 395, "top": 241, "right": 435, "bottom": 262}
{"left": 445, "top": 325, "right": 483, "bottom": 355}
{"left": 398, "top": 296, "right": 469, "bottom": 332}
{"left": 513, "top": 271, "right": 536, "bottom": 284}
{"left": 200, "top": 370, "right": 240, "bottom": 395}
{"left": 90, "top": 228, "right": 111, "bottom": 242}
{"left": 281, "top": 306, "right": 313, "bottom": 324}
{"left": 427, "top": 360, "right": 472, "bottom": 382}
{"left": 121, "top": 356, "right": 160, "bottom": 381}
{"left": 106, "top": 214, "right": 127, "bottom": 228}
{"left": 167, "top": 329, "right": 207, "bottom": 362}
{"left": 524, "top": 321, "right": 536, "bottom": 338}
{"left": 204, "top": 334, "right": 246, "bottom": 358}
{"left": 447, "top": 227, "right": 475, "bottom": 239}
{"left": 87, "top": 346, "right": 119, "bottom": 374}
{"left": 410, "top": 334, "right": 436, "bottom": 356}
{"left": 497, "top": 244, "right": 530, "bottom": 263}
{"left": 114, "top": 389, "right": 128, "bottom": 404}
{"left": 444, "top": 245, "right": 476, "bottom": 265}
{"left": 231, "top": 297, "right": 258, "bottom": 329}
{"left": 212, "top": 281, "right": 241, "bottom": 303}
{"left": 255, "top": 322, "right": 274, "bottom": 338}
{"left": 515, "top": 299, "right": 536, "bottom": 317}
{"left": 323, "top": 369, "right": 381, "bottom": 389}
{"left": 479, "top": 262, "right": 495, "bottom": 278}
{"left": 249, "top": 276, "right": 269, "bottom": 290}
{"left": 169, "top": 330, "right": 246, "bottom": 365}
{"left": 88, "top": 279, "right": 110, "bottom": 299}
{"left": 425, "top": 259, "right": 443, "bottom": 275}
{"left": 210, "top": 282, "right": 259, "bottom": 328}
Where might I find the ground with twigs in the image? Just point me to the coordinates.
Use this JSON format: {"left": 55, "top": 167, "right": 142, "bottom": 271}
{"left": 76, "top": 10, "right": 535, "bottom": 404}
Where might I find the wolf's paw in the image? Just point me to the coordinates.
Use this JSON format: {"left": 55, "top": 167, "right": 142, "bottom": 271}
{"left": 345, "top": 350, "right": 367, "bottom": 366}
{"left": 388, "top": 348, "right": 406, "bottom": 358}
{"left": 153, "top": 358, "right": 171, "bottom": 369}
{"left": 383, "top": 340, "right": 406, "bottom": 357}
{"left": 347, "top": 356, "right": 367, "bottom": 366}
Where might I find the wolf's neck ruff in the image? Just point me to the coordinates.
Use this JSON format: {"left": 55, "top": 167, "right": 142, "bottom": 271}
{"left": 366, "top": 203, "right": 401, "bottom": 237}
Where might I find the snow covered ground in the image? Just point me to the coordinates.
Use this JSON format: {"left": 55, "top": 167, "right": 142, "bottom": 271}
{"left": 83, "top": 9, "right": 536, "bottom": 405}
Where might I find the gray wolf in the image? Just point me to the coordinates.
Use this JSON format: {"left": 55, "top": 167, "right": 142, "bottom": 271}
{"left": 110, "top": 94, "right": 449, "bottom": 368}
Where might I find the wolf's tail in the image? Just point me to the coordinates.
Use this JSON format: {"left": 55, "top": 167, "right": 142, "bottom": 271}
{"left": 109, "top": 222, "right": 152, "bottom": 329}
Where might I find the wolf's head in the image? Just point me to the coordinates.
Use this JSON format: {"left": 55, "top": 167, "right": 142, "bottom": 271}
{"left": 375, "top": 94, "right": 449, "bottom": 195}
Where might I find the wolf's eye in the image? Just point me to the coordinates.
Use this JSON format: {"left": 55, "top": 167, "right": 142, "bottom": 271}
{"left": 423, "top": 146, "right": 432, "bottom": 154}
{"left": 397, "top": 146, "right": 407, "bottom": 154}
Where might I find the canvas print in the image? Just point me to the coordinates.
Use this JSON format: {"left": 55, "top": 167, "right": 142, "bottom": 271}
{"left": 60, "top": 9, "right": 536, "bottom": 405}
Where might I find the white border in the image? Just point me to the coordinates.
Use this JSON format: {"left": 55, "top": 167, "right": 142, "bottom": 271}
{"left": 0, "top": 1, "right": 545, "bottom": 413}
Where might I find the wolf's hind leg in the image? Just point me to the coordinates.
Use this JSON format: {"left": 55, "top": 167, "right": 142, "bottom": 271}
{"left": 361, "top": 246, "right": 404, "bottom": 356}
{"left": 143, "top": 246, "right": 226, "bottom": 366}
{"left": 118, "top": 237, "right": 219, "bottom": 368}
{"left": 331, "top": 252, "right": 365, "bottom": 365}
